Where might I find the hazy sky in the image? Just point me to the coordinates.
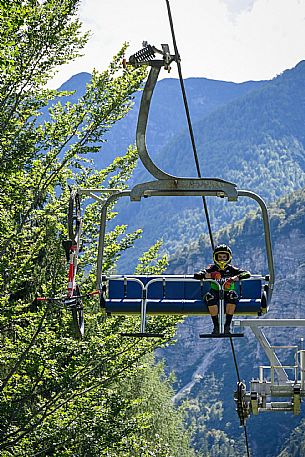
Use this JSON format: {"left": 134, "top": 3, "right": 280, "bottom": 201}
{"left": 49, "top": 0, "right": 305, "bottom": 88}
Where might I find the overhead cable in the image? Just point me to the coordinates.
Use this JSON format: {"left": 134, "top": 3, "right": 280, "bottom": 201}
{"left": 165, "top": 0, "right": 215, "bottom": 251}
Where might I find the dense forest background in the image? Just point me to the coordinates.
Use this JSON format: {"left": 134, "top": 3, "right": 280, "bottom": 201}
{"left": 1, "top": 1, "right": 305, "bottom": 456}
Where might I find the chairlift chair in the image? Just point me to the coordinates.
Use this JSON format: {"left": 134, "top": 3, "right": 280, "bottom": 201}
{"left": 79, "top": 43, "right": 275, "bottom": 338}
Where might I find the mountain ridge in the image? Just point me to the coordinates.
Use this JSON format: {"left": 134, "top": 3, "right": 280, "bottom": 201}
{"left": 114, "top": 59, "right": 305, "bottom": 271}
{"left": 57, "top": 70, "right": 267, "bottom": 172}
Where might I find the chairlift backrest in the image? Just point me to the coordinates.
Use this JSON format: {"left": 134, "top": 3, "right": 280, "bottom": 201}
{"left": 103, "top": 275, "right": 266, "bottom": 316}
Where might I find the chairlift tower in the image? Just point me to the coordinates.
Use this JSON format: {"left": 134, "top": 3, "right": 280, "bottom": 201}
{"left": 233, "top": 319, "right": 305, "bottom": 424}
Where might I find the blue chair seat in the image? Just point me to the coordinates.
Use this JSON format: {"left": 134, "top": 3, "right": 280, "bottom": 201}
{"left": 106, "top": 299, "right": 142, "bottom": 314}
{"left": 147, "top": 300, "right": 184, "bottom": 314}
{"left": 104, "top": 276, "right": 266, "bottom": 316}
{"left": 183, "top": 300, "right": 208, "bottom": 314}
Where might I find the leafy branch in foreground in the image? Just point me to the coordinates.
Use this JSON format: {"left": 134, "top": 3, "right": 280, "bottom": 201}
{"left": 0, "top": 2, "right": 194, "bottom": 455}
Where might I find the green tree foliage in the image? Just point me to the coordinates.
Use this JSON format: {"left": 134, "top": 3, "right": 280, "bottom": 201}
{"left": 113, "top": 355, "right": 195, "bottom": 457}
{"left": 0, "top": 1, "right": 193, "bottom": 455}
{"left": 179, "top": 375, "right": 246, "bottom": 457}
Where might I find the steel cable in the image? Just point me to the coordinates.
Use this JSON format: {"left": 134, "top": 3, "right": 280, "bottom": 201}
{"left": 165, "top": 2, "right": 250, "bottom": 455}
{"left": 230, "top": 337, "right": 251, "bottom": 457}
{"left": 165, "top": 0, "right": 215, "bottom": 251}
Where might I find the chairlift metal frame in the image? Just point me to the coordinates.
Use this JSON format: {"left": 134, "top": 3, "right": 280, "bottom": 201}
{"left": 233, "top": 319, "right": 305, "bottom": 421}
{"left": 76, "top": 42, "right": 305, "bottom": 418}
{"left": 79, "top": 42, "right": 275, "bottom": 310}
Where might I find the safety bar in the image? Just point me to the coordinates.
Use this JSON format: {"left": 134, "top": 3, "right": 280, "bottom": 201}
{"left": 107, "top": 276, "right": 147, "bottom": 332}
{"left": 105, "top": 274, "right": 265, "bottom": 280}
{"left": 96, "top": 190, "right": 131, "bottom": 289}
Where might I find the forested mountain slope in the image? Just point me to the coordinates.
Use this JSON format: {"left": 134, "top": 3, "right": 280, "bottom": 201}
{"left": 115, "top": 61, "right": 305, "bottom": 271}
{"left": 278, "top": 419, "right": 305, "bottom": 457}
{"left": 159, "top": 186, "right": 305, "bottom": 457}
{"left": 52, "top": 63, "right": 305, "bottom": 456}
{"left": 58, "top": 72, "right": 265, "bottom": 171}
{"left": 161, "top": 60, "right": 305, "bottom": 179}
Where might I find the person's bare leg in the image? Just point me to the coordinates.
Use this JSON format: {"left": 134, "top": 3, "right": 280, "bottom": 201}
{"left": 226, "top": 303, "right": 235, "bottom": 315}
{"left": 209, "top": 304, "right": 218, "bottom": 316}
